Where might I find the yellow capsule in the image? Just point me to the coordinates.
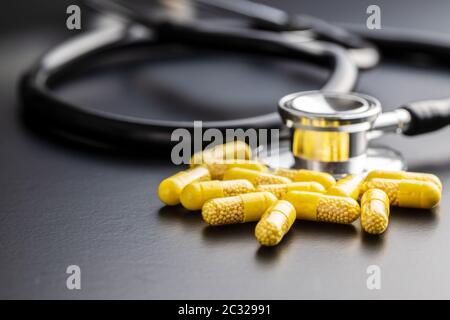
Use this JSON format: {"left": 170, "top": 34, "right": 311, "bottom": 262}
{"left": 223, "top": 168, "right": 291, "bottom": 185}
{"left": 274, "top": 168, "right": 336, "bottom": 189}
{"left": 360, "top": 189, "right": 390, "bottom": 235}
{"left": 204, "top": 159, "right": 267, "bottom": 179}
{"left": 190, "top": 141, "right": 251, "bottom": 166}
{"left": 158, "top": 166, "right": 211, "bottom": 206}
{"left": 283, "top": 191, "right": 360, "bottom": 224}
{"left": 180, "top": 179, "right": 255, "bottom": 211}
{"left": 202, "top": 192, "right": 277, "bottom": 226}
{"left": 273, "top": 168, "right": 301, "bottom": 180}
{"left": 256, "top": 182, "right": 325, "bottom": 199}
{"left": 327, "top": 174, "right": 365, "bottom": 200}
{"left": 255, "top": 200, "right": 296, "bottom": 246}
{"left": 361, "top": 178, "right": 441, "bottom": 209}
{"left": 366, "top": 170, "right": 442, "bottom": 190}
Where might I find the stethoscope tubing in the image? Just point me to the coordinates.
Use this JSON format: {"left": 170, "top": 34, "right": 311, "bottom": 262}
{"left": 19, "top": 2, "right": 450, "bottom": 149}
{"left": 20, "top": 19, "right": 358, "bottom": 148}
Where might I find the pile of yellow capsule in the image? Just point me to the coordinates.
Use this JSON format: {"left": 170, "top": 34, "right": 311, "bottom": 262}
{"left": 158, "top": 141, "right": 443, "bottom": 246}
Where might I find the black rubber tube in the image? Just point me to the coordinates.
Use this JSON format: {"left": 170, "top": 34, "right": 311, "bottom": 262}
{"left": 19, "top": 21, "right": 357, "bottom": 149}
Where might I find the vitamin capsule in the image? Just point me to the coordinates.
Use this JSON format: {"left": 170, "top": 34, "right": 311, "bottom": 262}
{"left": 274, "top": 168, "right": 336, "bottom": 189}
{"left": 190, "top": 141, "right": 251, "bottom": 165}
{"left": 223, "top": 168, "right": 291, "bottom": 185}
{"left": 180, "top": 179, "right": 255, "bottom": 211}
{"left": 360, "top": 189, "right": 390, "bottom": 235}
{"left": 361, "top": 178, "right": 441, "bottom": 209}
{"left": 202, "top": 192, "right": 277, "bottom": 226}
{"left": 158, "top": 166, "right": 211, "bottom": 206}
{"left": 204, "top": 159, "right": 267, "bottom": 179}
{"left": 366, "top": 170, "right": 442, "bottom": 190}
{"left": 327, "top": 174, "right": 365, "bottom": 200}
{"left": 283, "top": 191, "right": 360, "bottom": 224}
{"left": 255, "top": 200, "right": 296, "bottom": 246}
{"left": 256, "top": 181, "right": 325, "bottom": 199}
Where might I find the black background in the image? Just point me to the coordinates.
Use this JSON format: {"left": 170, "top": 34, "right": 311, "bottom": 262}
{"left": 1, "top": 0, "right": 450, "bottom": 299}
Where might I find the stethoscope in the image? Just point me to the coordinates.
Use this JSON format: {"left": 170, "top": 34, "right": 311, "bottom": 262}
{"left": 20, "top": 0, "right": 450, "bottom": 176}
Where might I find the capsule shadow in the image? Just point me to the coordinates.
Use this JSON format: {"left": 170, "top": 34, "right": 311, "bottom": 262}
{"left": 157, "top": 205, "right": 204, "bottom": 227}
{"left": 292, "top": 220, "right": 358, "bottom": 240}
{"left": 389, "top": 206, "right": 439, "bottom": 227}
{"left": 255, "top": 230, "right": 295, "bottom": 264}
{"left": 202, "top": 223, "right": 255, "bottom": 243}
{"left": 361, "top": 231, "right": 387, "bottom": 253}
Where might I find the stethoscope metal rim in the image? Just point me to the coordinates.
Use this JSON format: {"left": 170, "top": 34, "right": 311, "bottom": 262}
{"left": 257, "top": 139, "right": 407, "bottom": 178}
{"left": 278, "top": 90, "right": 382, "bottom": 123}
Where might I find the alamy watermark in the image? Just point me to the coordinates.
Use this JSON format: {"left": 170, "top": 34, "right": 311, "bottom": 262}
{"left": 66, "top": 5, "right": 81, "bottom": 30}
{"left": 66, "top": 265, "right": 81, "bottom": 290}
{"left": 366, "top": 5, "right": 381, "bottom": 30}
{"left": 170, "top": 121, "right": 280, "bottom": 165}
{"left": 366, "top": 264, "right": 381, "bottom": 290}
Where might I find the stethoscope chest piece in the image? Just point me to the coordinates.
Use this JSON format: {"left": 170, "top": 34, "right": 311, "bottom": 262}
{"left": 260, "top": 91, "right": 406, "bottom": 177}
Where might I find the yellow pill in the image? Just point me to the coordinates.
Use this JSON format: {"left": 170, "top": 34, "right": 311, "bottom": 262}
{"left": 361, "top": 178, "right": 441, "bottom": 209}
{"left": 158, "top": 166, "right": 211, "bottom": 206}
{"left": 202, "top": 192, "right": 277, "bottom": 226}
{"left": 366, "top": 170, "right": 442, "bottom": 190}
{"left": 327, "top": 174, "right": 365, "bottom": 200}
{"left": 255, "top": 200, "right": 296, "bottom": 246}
{"left": 274, "top": 168, "right": 336, "bottom": 189}
{"left": 180, "top": 179, "right": 255, "bottom": 211}
{"left": 360, "top": 189, "right": 390, "bottom": 235}
{"left": 223, "top": 168, "right": 291, "bottom": 185}
{"left": 256, "top": 182, "right": 325, "bottom": 199}
{"left": 273, "top": 168, "right": 299, "bottom": 180}
{"left": 190, "top": 141, "right": 251, "bottom": 166}
{"left": 283, "top": 191, "right": 360, "bottom": 224}
{"left": 204, "top": 159, "right": 267, "bottom": 179}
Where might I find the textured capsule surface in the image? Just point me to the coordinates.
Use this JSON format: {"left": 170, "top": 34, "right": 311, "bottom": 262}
{"left": 283, "top": 191, "right": 360, "bottom": 224}
{"left": 327, "top": 174, "right": 365, "bottom": 200}
{"left": 361, "top": 189, "right": 390, "bottom": 234}
{"left": 362, "top": 178, "right": 441, "bottom": 209}
{"left": 223, "top": 168, "right": 291, "bottom": 185}
{"left": 366, "top": 170, "right": 442, "bottom": 190}
{"left": 158, "top": 166, "right": 211, "bottom": 205}
{"left": 204, "top": 159, "right": 267, "bottom": 179}
{"left": 275, "top": 168, "right": 336, "bottom": 189}
{"left": 202, "top": 192, "right": 277, "bottom": 226}
{"left": 256, "top": 181, "right": 325, "bottom": 199}
{"left": 190, "top": 141, "right": 251, "bottom": 166}
{"left": 255, "top": 200, "right": 296, "bottom": 246}
{"left": 180, "top": 179, "right": 255, "bottom": 210}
